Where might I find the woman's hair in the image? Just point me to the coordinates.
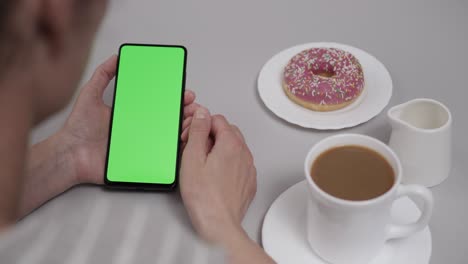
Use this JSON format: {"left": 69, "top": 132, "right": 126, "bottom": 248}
{"left": 0, "top": 0, "right": 12, "bottom": 24}
{"left": 0, "top": 0, "right": 14, "bottom": 40}
{"left": 0, "top": 0, "right": 18, "bottom": 77}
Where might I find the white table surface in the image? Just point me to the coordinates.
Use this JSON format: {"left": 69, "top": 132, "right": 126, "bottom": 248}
{"left": 1, "top": 0, "right": 467, "bottom": 263}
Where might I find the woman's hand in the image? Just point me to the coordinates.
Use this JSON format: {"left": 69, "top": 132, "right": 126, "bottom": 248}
{"left": 180, "top": 108, "right": 257, "bottom": 244}
{"left": 180, "top": 109, "right": 274, "bottom": 263}
{"left": 58, "top": 55, "right": 199, "bottom": 184}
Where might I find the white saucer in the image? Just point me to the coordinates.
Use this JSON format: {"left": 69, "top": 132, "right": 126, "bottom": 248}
{"left": 257, "top": 42, "right": 393, "bottom": 129}
{"left": 262, "top": 181, "right": 432, "bottom": 264}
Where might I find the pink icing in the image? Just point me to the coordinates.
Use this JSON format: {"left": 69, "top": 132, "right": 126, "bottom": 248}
{"left": 283, "top": 48, "right": 365, "bottom": 105}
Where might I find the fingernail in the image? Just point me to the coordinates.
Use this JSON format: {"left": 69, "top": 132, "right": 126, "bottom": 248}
{"left": 195, "top": 107, "right": 209, "bottom": 119}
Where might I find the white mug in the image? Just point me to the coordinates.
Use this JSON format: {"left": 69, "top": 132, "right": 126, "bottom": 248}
{"left": 304, "top": 134, "right": 433, "bottom": 264}
{"left": 388, "top": 98, "right": 452, "bottom": 187}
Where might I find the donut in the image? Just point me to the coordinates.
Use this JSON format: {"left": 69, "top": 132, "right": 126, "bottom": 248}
{"left": 283, "top": 48, "right": 365, "bottom": 112}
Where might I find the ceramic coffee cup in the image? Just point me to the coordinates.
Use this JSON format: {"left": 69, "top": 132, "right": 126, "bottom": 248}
{"left": 304, "top": 134, "right": 433, "bottom": 264}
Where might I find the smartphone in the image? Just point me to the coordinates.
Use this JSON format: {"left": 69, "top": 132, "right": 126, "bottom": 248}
{"left": 104, "top": 44, "right": 187, "bottom": 190}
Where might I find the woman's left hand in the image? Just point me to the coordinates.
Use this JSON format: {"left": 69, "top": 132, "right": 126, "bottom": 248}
{"left": 58, "top": 55, "right": 200, "bottom": 184}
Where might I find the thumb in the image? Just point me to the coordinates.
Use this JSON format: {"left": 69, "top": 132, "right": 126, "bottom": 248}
{"left": 85, "top": 55, "right": 118, "bottom": 99}
{"left": 184, "top": 107, "right": 212, "bottom": 160}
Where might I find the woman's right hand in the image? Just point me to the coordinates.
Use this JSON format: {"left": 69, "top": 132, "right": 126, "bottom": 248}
{"left": 180, "top": 107, "right": 257, "bottom": 244}
{"left": 179, "top": 107, "right": 274, "bottom": 263}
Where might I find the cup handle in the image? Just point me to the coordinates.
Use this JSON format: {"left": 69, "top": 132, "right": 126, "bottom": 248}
{"left": 385, "top": 184, "right": 434, "bottom": 240}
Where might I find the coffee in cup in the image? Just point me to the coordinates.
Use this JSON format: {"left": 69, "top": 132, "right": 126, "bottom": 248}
{"left": 310, "top": 145, "right": 394, "bottom": 201}
{"left": 304, "top": 134, "right": 433, "bottom": 264}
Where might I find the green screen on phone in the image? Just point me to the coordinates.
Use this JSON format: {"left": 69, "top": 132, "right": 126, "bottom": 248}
{"left": 105, "top": 44, "right": 186, "bottom": 187}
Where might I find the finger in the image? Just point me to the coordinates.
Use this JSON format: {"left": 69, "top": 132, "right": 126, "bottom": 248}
{"left": 182, "top": 116, "right": 193, "bottom": 131}
{"left": 206, "top": 137, "right": 214, "bottom": 152}
{"left": 184, "top": 103, "right": 201, "bottom": 118}
{"left": 241, "top": 165, "right": 257, "bottom": 216}
{"left": 181, "top": 127, "right": 189, "bottom": 142}
{"left": 231, "top": 125, "right": 246, "bottom": 143}
{"left": 184, "top": 107, "right": 212, "bottom": 160}
{"left": 250, "top": 165, "right": 257, "bottom": 187}
{"left": 180, "top": 141, "right": 187, "bottom": 152}
{"left": 184, "top": 90, "right": 196, "bottom": 106}
{"left": 186, "top": 132, "right": 213, "bottom": 151}
{"left": 249, "top": 165, "right": 258, "bottom": 199}
{"left": 211, "top": 115, "right": 232, "bottom": 138}
{"left": 86, "top": 55, "right": 118, "bottom": 98}
{"left": 181, "top": 117, "right": 193, "bottom": 142}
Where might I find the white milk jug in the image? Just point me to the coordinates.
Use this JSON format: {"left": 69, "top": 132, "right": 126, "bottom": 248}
{"left": 387, "top": 98, "right": 452, "bottom": 187}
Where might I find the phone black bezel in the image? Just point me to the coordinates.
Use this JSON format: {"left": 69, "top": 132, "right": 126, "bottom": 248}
{"left": 104, "top": 43, "right": 187, "bottom": 191}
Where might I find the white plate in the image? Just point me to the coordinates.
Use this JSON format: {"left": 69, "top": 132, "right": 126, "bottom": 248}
{"left": 257, "top": 42, "right": 393, "bottom": 129}
{"left": 262, "top": 180, "right": 432, "bottom": 264}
